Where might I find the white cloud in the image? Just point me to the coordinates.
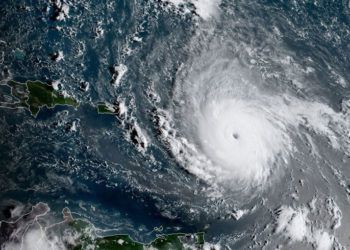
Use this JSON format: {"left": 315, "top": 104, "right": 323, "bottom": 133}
{"left": 276, "top": 206, "right": 309, "bottom": 242}
{"left": 166, "top": 0, "right": 220, "bottom": 20}
{"left": 3, "top": 228, "right": 66, "bottom": 250}
{"left": 276, "top": 206, "right": 335, "bottom": 250}
{"left": 313, "top": 230, "right": 334, "bottom": 250}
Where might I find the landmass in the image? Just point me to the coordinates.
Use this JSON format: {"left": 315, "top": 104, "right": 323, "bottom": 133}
{"left": 0, "top": 80, "right": 79, "bottom": 117}
{"left": 97, "top": 102, "right": 118, "bottom": 115}
{"left": 96, "top": 101, "right": 126, "bottom": 120}
{"left": 0, "top": 202, "right": 207, "bottom": 250}
{"left": 70, "top": 217, "right": 205, "bottom": 250}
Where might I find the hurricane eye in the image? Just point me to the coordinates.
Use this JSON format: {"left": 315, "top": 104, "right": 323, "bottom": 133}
{"left": 232, "top": 133, "right": 239, "bottom": 140}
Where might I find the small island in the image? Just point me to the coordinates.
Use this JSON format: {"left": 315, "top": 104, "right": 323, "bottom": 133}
{"left": 97, "top": 102, "right": 118, "bottom": 115}
{"left": 0, "top": 80, "right": 79, "bottom": 117}
{"left": 96, "top": 101, "right": 127, "bottom": 120}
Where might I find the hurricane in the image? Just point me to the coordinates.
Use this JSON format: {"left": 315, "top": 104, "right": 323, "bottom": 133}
{"left": 1, "top": 0, "right": 350, "bottom": 249}
{"left": 152, "top": 35, "right": 350, "bottom": 196}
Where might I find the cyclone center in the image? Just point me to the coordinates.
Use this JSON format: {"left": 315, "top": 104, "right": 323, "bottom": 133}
{"left": 197, "top": 99, "right": 286, "bottom": 184}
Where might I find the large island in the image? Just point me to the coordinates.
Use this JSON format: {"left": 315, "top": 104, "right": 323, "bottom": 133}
{"left": 0, "top": 80, "right": 79, "bottom": 117}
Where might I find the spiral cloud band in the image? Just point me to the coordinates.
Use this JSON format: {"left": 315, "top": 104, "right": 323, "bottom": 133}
{"left": 156, "top": 49, "right": 350, "bottom": 193}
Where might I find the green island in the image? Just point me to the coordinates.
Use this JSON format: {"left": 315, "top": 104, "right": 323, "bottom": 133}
{"left": 63, "top": 210, "right": 205, "bottom": 250}
{"left": 0, "top": 80, "right": 79, "bottom": 116}
{"left": 97, "top": 102, "right": 117, "bottom": 115}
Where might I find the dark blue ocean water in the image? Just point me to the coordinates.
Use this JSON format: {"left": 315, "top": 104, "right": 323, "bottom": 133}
{"left": 1, "top": 0, "right": 350, "bottom": 248}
